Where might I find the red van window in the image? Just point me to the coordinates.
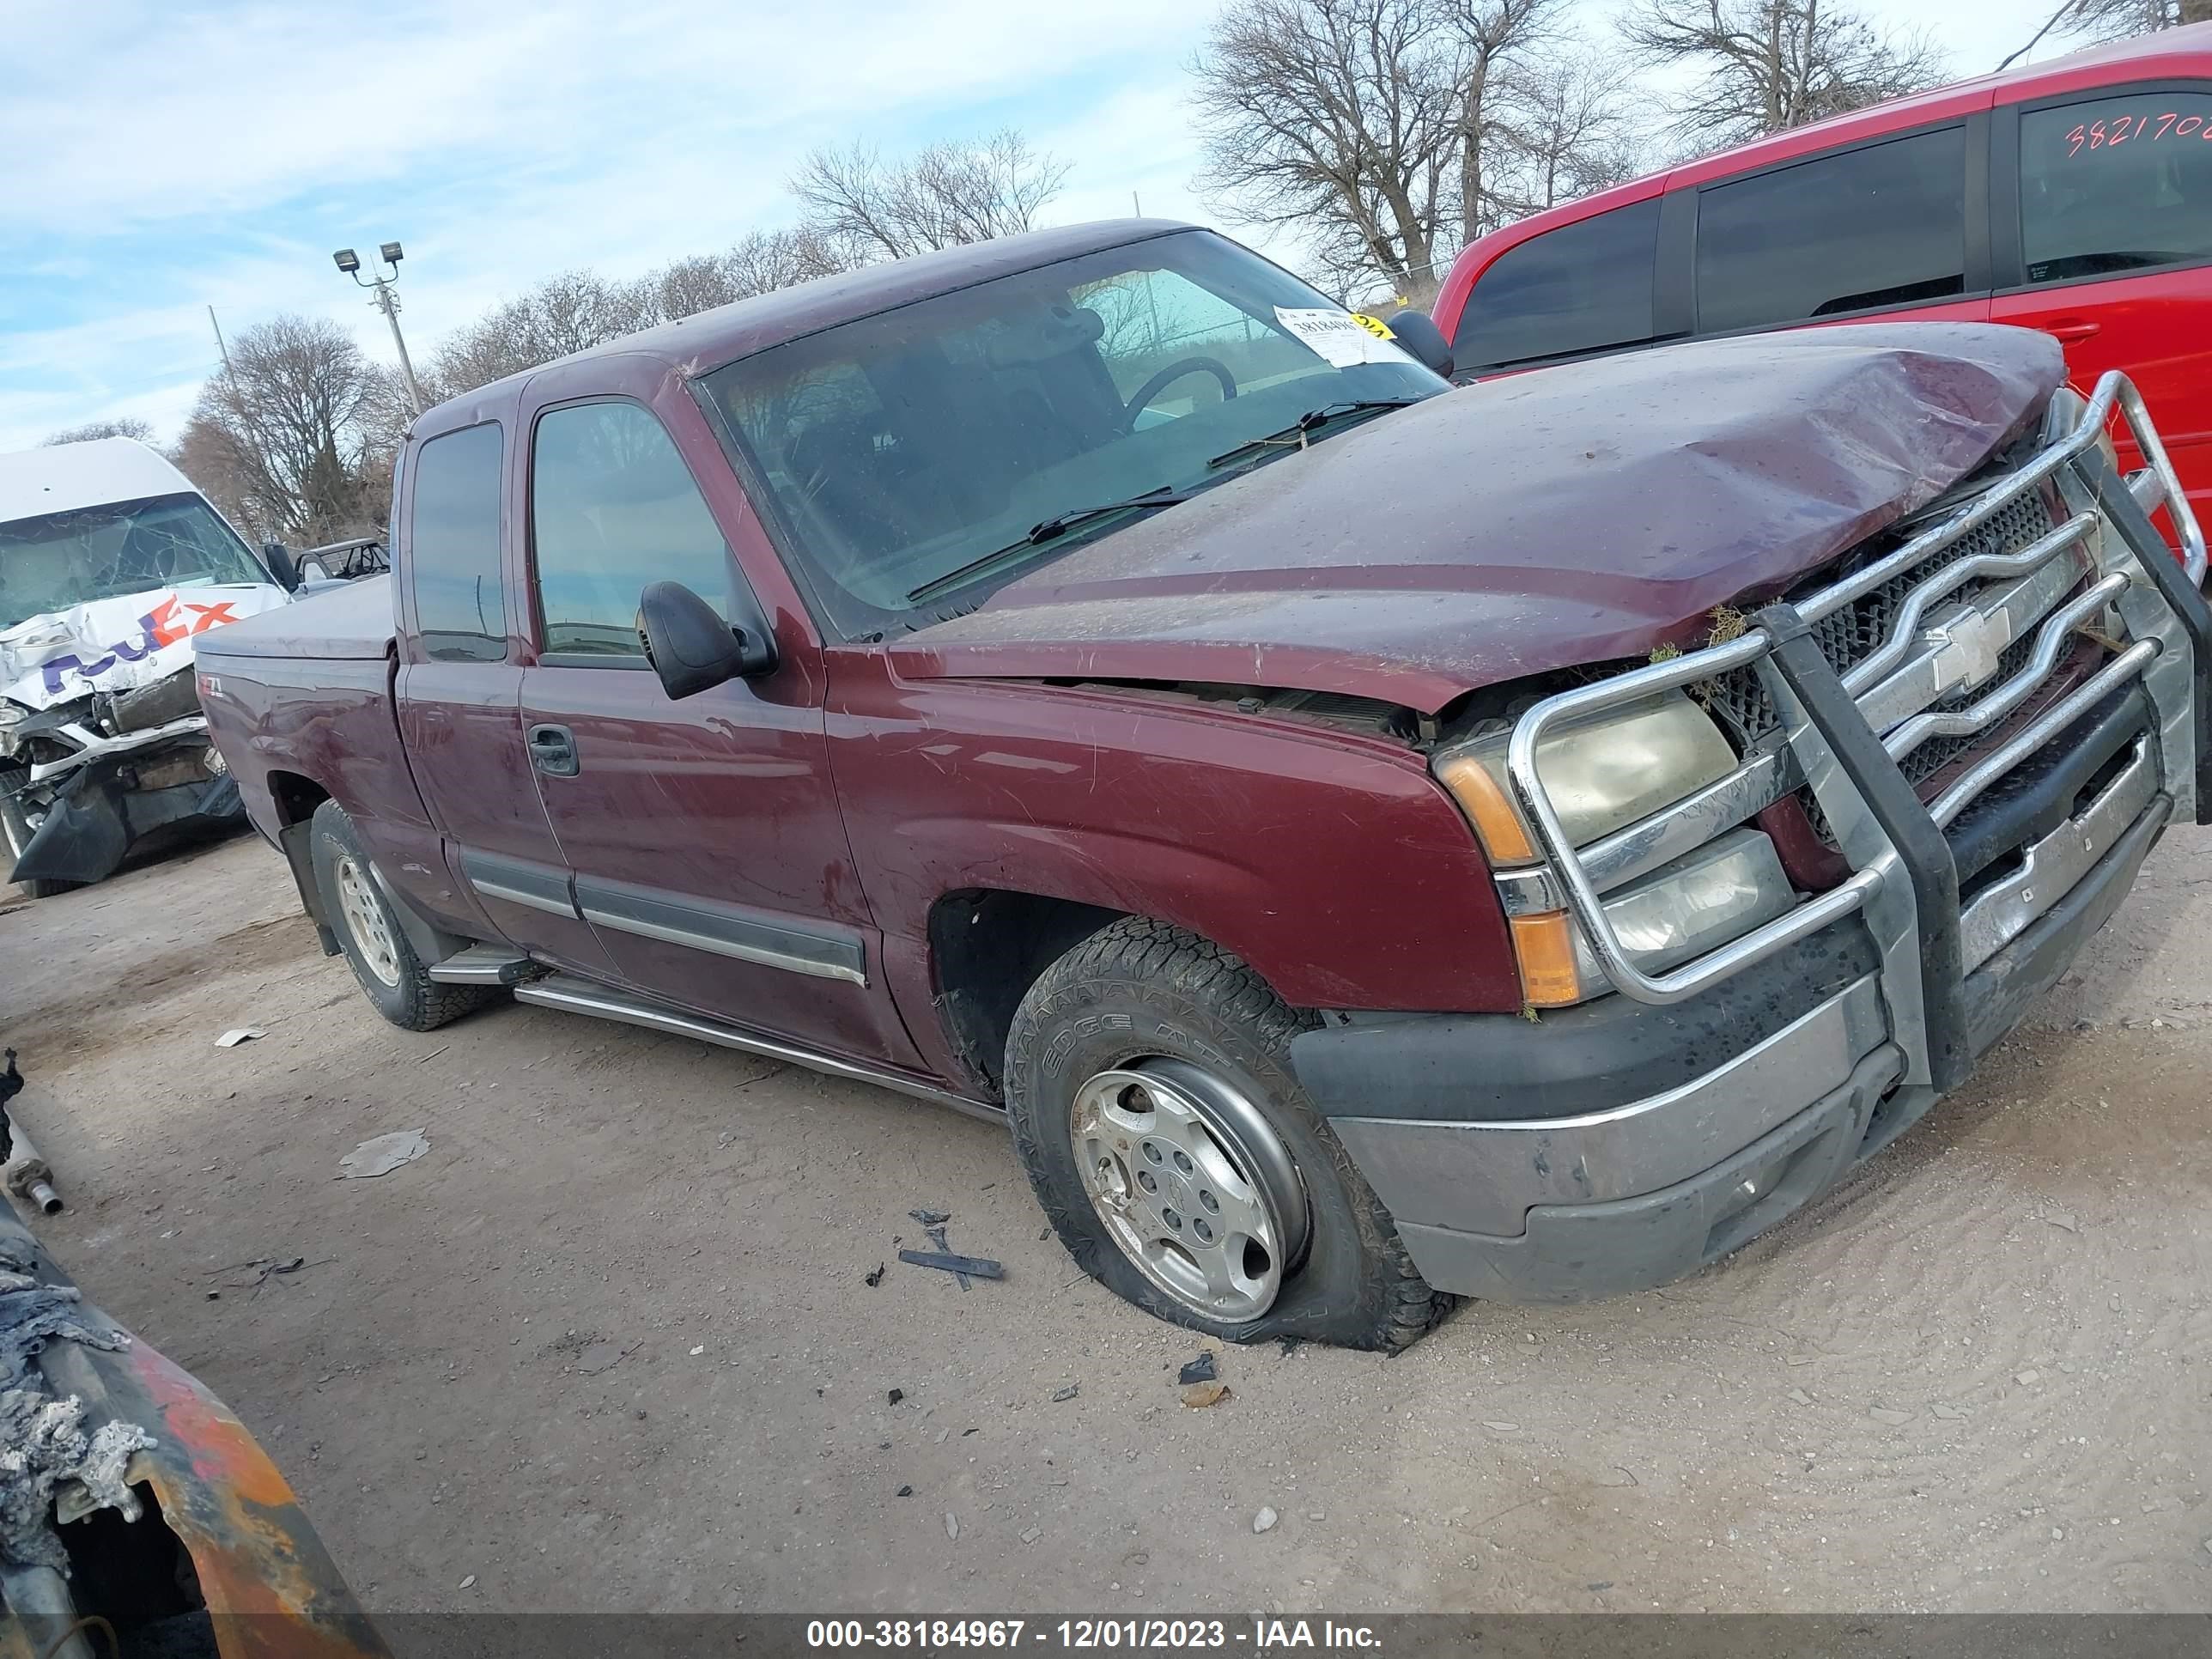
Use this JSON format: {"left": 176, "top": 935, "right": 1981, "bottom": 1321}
{"left": 1694, "top": 128, "right": 1966, "bottom": 332}
{"left": 1450, "top": 198, "right": 1662, "bottom": 371}
{"left": 2021, "top": 92, "right": 2212, "bottom": 283}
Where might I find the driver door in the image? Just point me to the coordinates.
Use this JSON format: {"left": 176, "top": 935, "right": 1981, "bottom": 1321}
{"left": 514, "top": 387, "right": 919, "bottom": 1067}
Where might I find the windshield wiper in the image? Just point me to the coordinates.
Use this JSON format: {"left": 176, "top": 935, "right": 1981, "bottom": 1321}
{"left": 905, "top": 487, "right": 1193, "bottom": 605}
{"left": 1206, "top": 398, "right": 1428, "bottom": 471}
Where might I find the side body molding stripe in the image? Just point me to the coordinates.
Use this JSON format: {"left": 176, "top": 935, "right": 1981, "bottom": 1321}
{"left": 573, "top": 874, "right": 867, "bottom": 986}
{"left": 460, "top": 849, "right": 580, "bottom": 918}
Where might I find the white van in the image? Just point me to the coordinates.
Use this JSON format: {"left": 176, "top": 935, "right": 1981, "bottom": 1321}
{"left": 0, "top": 439, "right": 290, "bottom": 896}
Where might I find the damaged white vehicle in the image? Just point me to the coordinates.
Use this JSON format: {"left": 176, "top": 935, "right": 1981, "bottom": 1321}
{"left": 0, "top": 440, "right": 289, "bottom": 896}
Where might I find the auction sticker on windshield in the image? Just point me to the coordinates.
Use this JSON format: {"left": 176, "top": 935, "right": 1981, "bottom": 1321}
{"left": 0, "top": 583, "right": 288, "bottom": 709}
{"left": 1273, "top": 307, "right": 1416, "bottom": 369}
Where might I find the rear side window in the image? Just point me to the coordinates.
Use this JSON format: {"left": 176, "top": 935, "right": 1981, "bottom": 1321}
{"left": 1451, "top": 199, "right": 1662, "bottom": 370}
{"left": 529, "top": 401, "right": 737, "bottom": 659}
{"left": 2021, "top": 92, "right": 2212, "bottom": 283}
{"left": 408, "top": 422, "right": 507, "bottom": 663}
{"left": 1695, "top": 129, "right": 1966, "bottom": 332}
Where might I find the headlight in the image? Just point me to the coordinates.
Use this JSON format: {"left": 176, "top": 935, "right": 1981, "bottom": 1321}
{"left": 1576, "top": 828, "right": 1796, "bottom": 981}
{"left": 1434, "top": 690, "right": 1751, "bottom": 1008}
{"left": 1434, "top": 690, "right": 1738, "bottom": 866}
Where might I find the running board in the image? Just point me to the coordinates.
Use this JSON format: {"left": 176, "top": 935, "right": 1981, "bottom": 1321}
{"left": 428, "top": 945, "right": 539, "bottom": 986}
{"left": 510, "top": 974, "right": 1004, "bottom": 1124}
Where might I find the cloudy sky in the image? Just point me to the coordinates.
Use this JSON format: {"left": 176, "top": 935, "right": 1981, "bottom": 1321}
{"left": 0, "top": 0, "right": 2071, "bottom": 452}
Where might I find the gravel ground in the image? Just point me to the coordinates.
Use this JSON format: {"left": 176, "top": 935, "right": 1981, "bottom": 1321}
{"left": 3, "top": 826, "right": 2209, "bottom": 1615}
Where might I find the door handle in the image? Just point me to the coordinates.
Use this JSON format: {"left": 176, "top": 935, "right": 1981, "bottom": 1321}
{"left": 2048, "top": 319, "right": 2101, "bottom": 343}
{"left": 527, "top": 724, "right": 579, "bottom": 778}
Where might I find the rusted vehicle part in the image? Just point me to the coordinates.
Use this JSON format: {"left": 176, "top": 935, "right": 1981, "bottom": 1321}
{"left": 1, "top": 1056, "right": 62, "bottom": 1215}
{"left": 1, "top": 1122, "right": 59, "bottom": 1214}
{"left": 0, "top": 1200, "right": 387, "bottom": 1659}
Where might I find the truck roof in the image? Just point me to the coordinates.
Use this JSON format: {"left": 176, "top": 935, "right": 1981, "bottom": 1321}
{"left": 0, "top": 437, "right": 198, "bottom": 526}
{"left": 418, "top": 218, "right": 1204, "bottom": 423}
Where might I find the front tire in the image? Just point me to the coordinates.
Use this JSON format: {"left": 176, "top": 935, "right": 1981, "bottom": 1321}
{"left": 309, "top": 801, "right": 493, "bottom": 1031}
{"left": 1004, "top": 918, "right": 1449, "bottom": 1352}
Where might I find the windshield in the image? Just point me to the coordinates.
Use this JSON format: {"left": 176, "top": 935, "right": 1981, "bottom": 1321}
{"left": 0, "top": 491, "right": 267, "bottom": 631}
{"left": 699, "top": 229, "right": 1444, "bottom": 635}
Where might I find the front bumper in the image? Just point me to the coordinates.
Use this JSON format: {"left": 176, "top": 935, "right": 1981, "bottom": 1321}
{"left": 1299, "top": 783, "right": 2166, "bottom": 1301}
{"left": 1293, "top": 372, "right": 2210, "bottom": 1303}
{"left": 11, "top": 750, "right": 241, "bottom": 885}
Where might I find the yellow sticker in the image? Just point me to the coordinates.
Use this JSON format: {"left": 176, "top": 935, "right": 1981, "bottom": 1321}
{"left": 1349, "top": 312, "right": 1396, "bottom": 340}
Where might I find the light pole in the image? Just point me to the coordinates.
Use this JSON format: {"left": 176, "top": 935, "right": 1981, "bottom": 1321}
{"left": 334, "top": 241, "right": 424, "bottom": 416}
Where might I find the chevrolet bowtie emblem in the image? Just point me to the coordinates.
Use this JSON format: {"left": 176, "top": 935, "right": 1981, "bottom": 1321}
{"left": 1923, "top": 605, "right": 2008, "bottom": 694}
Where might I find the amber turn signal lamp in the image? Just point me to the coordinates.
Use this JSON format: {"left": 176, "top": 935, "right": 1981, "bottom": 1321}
{"left": 1435, "top": 751, "right": 1536, "bottom": 865}
{"left": 1509, "top": 912, "right": 1582, "bottom": 1007}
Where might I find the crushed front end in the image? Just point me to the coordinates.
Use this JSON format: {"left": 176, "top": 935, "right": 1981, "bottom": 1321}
{"left": 1294, "top": 373, "right": 2211, "bottom": 1301}
{"left": 0, "top": 668, "right": 241, "bottom": 891}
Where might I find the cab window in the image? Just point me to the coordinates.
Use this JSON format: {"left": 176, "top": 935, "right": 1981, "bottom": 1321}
{"left": 1451, "top": 198, "right": 1662, "bottom": 370}
{"left": 407, "top": 422, "right": 507, "bottom": 663}
{"left": 2020, "top": 92, "right": 2212, "bottom": 283}
{"left": 1694, "top": 128, "right": 1966, "bottom": 332}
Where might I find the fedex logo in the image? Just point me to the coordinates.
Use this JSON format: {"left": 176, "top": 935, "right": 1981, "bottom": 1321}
{"left": 39, "top": 595, "right": 240, "bottom": 696}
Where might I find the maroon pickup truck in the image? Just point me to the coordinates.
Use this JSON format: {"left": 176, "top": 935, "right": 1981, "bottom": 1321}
{"left": 195, "top": 220, "right": 2212, "bottom": 1351}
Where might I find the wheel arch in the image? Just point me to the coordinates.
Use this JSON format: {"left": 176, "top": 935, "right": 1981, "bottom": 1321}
{"left": 926, "top": 888, "right": 1130, "bottom": 1097}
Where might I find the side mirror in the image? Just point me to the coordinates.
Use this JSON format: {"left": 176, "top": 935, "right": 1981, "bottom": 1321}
{"left": 637, "top": 580, "right": 777, "bottom": 699}
{"left": 1388, "top": 310, "right": 1455, "bottom": 380}
{"left": 262, "top": 541, "right": 301, "bottom": 592}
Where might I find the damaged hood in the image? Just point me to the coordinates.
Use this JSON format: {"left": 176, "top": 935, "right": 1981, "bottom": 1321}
{"left": 0, "top": 583, "right": 289, "bottom": 712}
{"left": 890, "top": 323, "right": 2065, "bottom": 713}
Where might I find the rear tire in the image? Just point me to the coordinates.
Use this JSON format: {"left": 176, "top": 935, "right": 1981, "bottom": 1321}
{"left": 0, "top": 779, "right": 77, "bottom": 900}
{"left": 309, "top": 800, "right": 494, "bottom": 1031}
{"left": 1004, "top": 917, "right": 1450, "bottom": 1352}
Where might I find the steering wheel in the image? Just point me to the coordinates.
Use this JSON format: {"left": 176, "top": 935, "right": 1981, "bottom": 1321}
{"left": 1123, "top": 356, "right": 1237, "bottom": 429}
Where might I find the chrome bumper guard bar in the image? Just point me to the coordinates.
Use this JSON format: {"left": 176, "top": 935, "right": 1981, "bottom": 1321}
{"left": 1504, "top": 373, "right": 2212, "bottom": 1091}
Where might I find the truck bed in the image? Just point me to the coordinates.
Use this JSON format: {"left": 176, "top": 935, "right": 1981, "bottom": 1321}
{"left": 190, "top": 571, "right": 449, "bottom": 927}
{"left": 193, "top": 573, "right": 396, "bottom": 662}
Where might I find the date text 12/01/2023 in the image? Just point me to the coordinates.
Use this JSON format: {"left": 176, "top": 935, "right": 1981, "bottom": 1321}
{"left": 804, "top": 1620, "right": 1384, "bottom": 1650}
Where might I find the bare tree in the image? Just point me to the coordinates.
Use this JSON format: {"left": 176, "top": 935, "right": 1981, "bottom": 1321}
{"left": 427, "top": 270, "right": 658, "bottom": 400}
{"left": 42, "top": 417, "right": 155, "bottom": 447}
{"left": 1192, "top": 0, "right": 1584, "bottom": 298}
{"left": 790, "top": 129, "right": 1069, "bottom": 259}
{"left": 428, "top": 229, "right": 861, "bottom": 400}
{"left": 1445, "top": 0, "right": 1561, "bottom": 245}
{"left": 649, "top": 228, "right": 857, "bottom": 322}
{"left": 169, "top": 416, "right": 263, "bottom": 538}
{"left": 176, "top": 315, "right": 390, "bottom": 544}
{"left": 1193, "top": 0, "right": 1467, "bottom": 295}
{"left": 1620, "top": 0, "right": 1947, "bottom": 152}
{"left": 1489, "top": 47, "right": 1644, "bottom": 216}
{"left": 2005, "top": 0, "right": 2210, "bottom": 69}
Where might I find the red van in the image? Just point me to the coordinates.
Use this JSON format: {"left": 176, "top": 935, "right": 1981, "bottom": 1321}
{"left": 1432, "top": 24, "right": 2212, "bottom": 519}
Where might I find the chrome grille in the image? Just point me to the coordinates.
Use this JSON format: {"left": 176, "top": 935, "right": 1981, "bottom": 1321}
{"left": 1696, "top": 486, "right": 2076, "bottom": 797}
{"left": 1895, "top": 629, "right": 2045, "bottom": 791}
